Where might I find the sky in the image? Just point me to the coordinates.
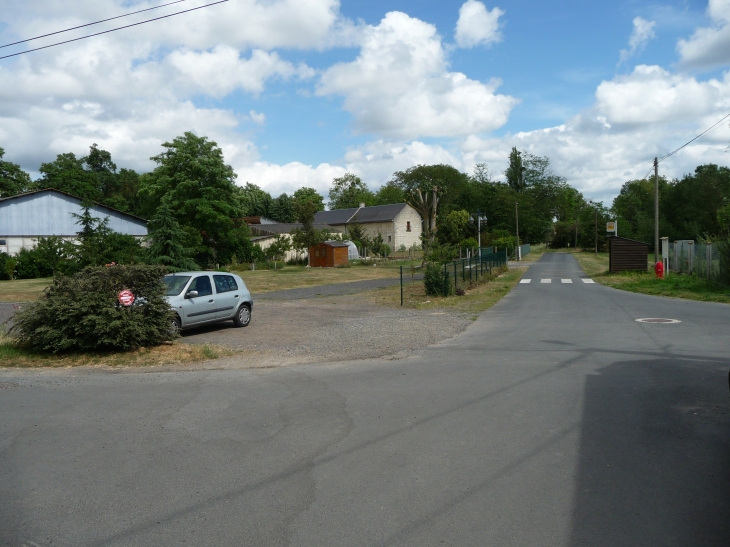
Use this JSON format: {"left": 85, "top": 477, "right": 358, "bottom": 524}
{"left": 1, "top": 0, "right": 730, "bottom": 205}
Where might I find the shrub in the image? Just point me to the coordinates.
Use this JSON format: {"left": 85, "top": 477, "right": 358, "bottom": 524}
{"left": 424, "top": 262, "right": 447, "bottom": 296}
{"left": 9, "top": 265, "right": 175, "bottom": 352}
{"left": 0, "top": 252, "right": 12, "bottom": 280}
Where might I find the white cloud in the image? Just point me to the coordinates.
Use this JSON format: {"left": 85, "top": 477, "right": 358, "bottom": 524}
{"left": 594, "top": 65, "right": 730, "bottom": 126}
{"left": 454, "top": 1, "right": 504, "bottom": 49}
{"left": 249, "top": 110, "right": 266, "bottom": 125}
{"left": 619, "top": 17, "right": 656, "bottom": 64}
{"left": 317, "top": 11, "right": 518, "bottom": 139}
{"left": 678, "top": 0, "right": 730, "bottom": 69}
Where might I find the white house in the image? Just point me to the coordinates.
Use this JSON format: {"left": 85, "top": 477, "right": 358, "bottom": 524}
{"left": 314, "top": 203, "right": 422, "bottom": 251}
{"left": 0, "top": 189, "right": 148, "bottom": 256}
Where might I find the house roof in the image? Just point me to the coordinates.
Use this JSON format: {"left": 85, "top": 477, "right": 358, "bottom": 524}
{"left": 248, "top": 223, "right": 333, "bottom": 236}
{"left": 314, "top": 203, "right": 409, "bottom": 226}
{"left": 0, "top": 188, "right": 148, "bottom": 223}
{"left": 320, "top": 240, "right": 350, "bottom": 247}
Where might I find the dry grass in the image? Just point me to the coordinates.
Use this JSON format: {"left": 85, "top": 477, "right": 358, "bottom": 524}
{"left": 230, "top": 263, "right": 407, "bottom": 293}
{"left": 0, "top": 278, "right": 53, "bottom": 302}
{"left": 364, "top": 266, "right": 525, "bottom": 318}
{"left": 0, "top": 336, "right": 237, "bottom": 368}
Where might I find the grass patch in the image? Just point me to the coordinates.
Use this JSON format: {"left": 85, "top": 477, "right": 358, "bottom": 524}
{"left": 571, "top": 251, "right": 730, "bottom": 304}
{"left": 230, "top": 263, "right": 410, "bottom": 293}
{"left": 365, "top": 266, "right": 525, "bottom": 318}
{"left": 0, "top": 336, "right": 236, "bottom": 368}
{"left": 0, "top": 278, "right": 53, "bottom": 302}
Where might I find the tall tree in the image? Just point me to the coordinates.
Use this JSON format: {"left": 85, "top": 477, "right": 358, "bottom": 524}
{"left": 373, "top": 181, "right": 405, "bottom": 205}
{"left": 293, "top": 187, "right": 325, "bottom": 212}
{"left": 145, "top": 199, "right": 199, "bottom": 271}
{"left": 38, "top": 153, "right": 99, "bottom": 201}
{"left": 0, "top": 147, "right": 33, "bottom": 197}
{"left": 505, "top": 147, "right": 526, "bottom": 193}
{"left": 236, "top": 182, "right": 273, "bottom": 217}
{"left": 391, "top": 164, "right": 466, "bottom": 242}
{"left": 328, "top": 173, "right": 375, "bottom": 209}
{"left": 137, "top": 132, "right": 244, "bottom": 266}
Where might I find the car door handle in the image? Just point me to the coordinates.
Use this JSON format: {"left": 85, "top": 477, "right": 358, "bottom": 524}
{"left": 234, "top": 295, "right": 239, "bottom": 298}
{"left": 208, "top": 299, "right": 214, "bottom": 303}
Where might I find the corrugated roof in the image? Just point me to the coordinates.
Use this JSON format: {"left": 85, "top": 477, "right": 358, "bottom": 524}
{"left": 315, "top": 203, "right": 408, "bottom": 225}
{"left": 0, "top": 188, "right": 148, "bottom": 222}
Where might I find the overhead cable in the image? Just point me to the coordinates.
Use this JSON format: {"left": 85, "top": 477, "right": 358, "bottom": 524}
{"left": 0, "top": 0, "right": 228, "bottom": 60}
{"left": 657, "top": 112, "right": 730, "bottom": 163}
{"left": 0, "top": 0, "right": 188, "bottom": 49}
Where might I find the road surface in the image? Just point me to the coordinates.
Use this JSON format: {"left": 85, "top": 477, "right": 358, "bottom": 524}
{"left": 1, "top": 253, "right": 728, "bottom": 546}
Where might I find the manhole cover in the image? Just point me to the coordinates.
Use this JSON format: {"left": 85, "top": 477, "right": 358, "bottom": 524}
{"left": 635, "top": 318, "right": 681, "bottom": 324}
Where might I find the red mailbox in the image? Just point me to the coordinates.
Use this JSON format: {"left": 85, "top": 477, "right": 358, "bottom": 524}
{"left": 654, "top": 261, "right": 664, "bottom": 279}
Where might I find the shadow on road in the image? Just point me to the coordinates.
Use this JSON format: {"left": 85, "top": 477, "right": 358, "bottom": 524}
{"left": 569, "top": 355, "right": 730, "bottom": 546}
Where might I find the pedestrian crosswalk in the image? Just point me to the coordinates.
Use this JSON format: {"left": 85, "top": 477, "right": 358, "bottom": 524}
{"left": 519, "top": 278, "right": 595, "bottom": 284}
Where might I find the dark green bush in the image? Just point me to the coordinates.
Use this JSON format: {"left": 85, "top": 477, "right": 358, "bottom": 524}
{"left": 9, "top": 265, "right": 175, "bottom": 352}
{"left": 0, "top": 252, "right": 11, "bottom": 280}
{"left": 424, "top": 262, "right": 447, "bottom": 296}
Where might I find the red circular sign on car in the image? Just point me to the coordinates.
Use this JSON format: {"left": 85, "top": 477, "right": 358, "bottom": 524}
{"left": 118, "top": 289, "right": 135, "bottom": 307}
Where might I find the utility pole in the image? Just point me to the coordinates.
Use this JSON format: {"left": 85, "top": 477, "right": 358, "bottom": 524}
{"left": 589, "top": 200, "right": 598, "bottom": 256}
{"left": 654, "top": 156, "right": 659, "bottom": 264}
{"left": 515, "top": 201, "right": 520, "bottom": 261}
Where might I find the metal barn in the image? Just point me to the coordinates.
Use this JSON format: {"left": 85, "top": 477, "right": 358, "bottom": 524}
{"left": 0, "top": 189, "right": 148, "bottom": 256}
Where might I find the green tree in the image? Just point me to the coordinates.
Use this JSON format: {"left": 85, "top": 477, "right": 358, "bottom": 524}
{"left": 293, "top": 187, "right": 325, "bottom": 212}
{"left": 38, "top": 153, "right": 100, "bottom": 201}
{"left": 138, "top": 132, "right": 245, "bottom": 266}
{"left": 291, "top": 198, "right": 329, "bottom": 259}
{"left": 391, "top": 164, "right": 466, "bottom": 243}
{"left": 328, "top": 173, "right": 375, "bottom": 209}
{"left": 0, "top": 147, "right": 33, "bottom": 197}
{"left": 505, "top": 147, "right": 526, "bottom": 193}
{"left": 373, "top": 181, "right": 405, "bottom": 205}
{"left": 145, "top": 199, "right": 199, "bottom": 271}
{"left": 236, "top": 183, "right": 273, "bottom": 217}
{"left": 265, "top": 234, "right": 292, "bottom": 268}
{"left": 269, "top": 193, "right": 296, "bottom": 222}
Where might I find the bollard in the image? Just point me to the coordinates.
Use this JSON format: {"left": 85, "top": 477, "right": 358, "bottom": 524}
{"left": 654, "top": 261, "right": 664, "bottom": 279}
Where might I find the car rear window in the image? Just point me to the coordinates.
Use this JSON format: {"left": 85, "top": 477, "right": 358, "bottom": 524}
{"left": 214, "top": 275, "right": 238, "bottom": 293}
{"left": 163, "top": 276, "right": 191, "bottom": 296}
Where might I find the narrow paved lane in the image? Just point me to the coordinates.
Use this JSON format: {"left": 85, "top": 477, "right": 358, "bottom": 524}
{"left": 1, "top": 253, "right": 729, "bottom": 546}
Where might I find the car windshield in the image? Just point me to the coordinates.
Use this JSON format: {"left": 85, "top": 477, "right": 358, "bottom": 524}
{"left": 162, "top": 276, "right": 191, "bottom": 296}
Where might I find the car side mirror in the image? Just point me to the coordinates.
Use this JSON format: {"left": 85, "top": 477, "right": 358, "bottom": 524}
{"left": 185, "top": 290, "right": 199, "bottom": 299}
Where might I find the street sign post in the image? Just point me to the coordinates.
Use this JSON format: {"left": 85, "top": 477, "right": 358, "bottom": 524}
{"left": 606, "top": 221, "right": 617, "bottom": 236}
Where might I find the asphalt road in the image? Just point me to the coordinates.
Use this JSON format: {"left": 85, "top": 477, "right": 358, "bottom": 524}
{"left": 1, "top": 253, "right": 729, "bottom": 546}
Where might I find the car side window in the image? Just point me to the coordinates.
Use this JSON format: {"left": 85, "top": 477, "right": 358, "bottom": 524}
{"left": 226, "top": 276, "right": 238, "bottom": 291}
{"left": 213, "top": 275, "right": 230, "bottom": 294}
{"left": 190, "top": 275, "right": 213, "bottom": 297}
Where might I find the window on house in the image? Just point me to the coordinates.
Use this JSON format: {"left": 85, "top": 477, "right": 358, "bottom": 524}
{"left": 388, "top": 235, "right": 392, "bottom": 242}
{"left": 406, "top": 221, "right": 411, "bottom": 232}
{"left": 0, "top": 239, "right": 6, "bottom": 246}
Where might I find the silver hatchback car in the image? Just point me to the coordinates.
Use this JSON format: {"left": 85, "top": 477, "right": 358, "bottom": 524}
{"left": 162, "top": 271, "right": 252, "bottom": 331}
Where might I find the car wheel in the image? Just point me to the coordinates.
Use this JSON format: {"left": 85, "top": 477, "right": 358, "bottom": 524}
{"left": 233, "top": 304, "right": 251, "bottom": 327}
{"left": 171, "top": 315, "right": 182, "bottom": 335}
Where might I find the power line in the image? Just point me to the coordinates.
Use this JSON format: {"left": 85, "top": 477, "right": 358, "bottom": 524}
{"left": 0, "top": 0, "right": 188, "bottom": 49}
{"left": 657, "top": 111, "right": 730, "bottom": 163}
{"left": 0, "top": 0, "right": 228, "bottom": 60}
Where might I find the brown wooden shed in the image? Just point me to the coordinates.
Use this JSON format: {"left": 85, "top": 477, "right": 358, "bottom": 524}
{"left": 309, "top": 241, "right": 349, "bottom": 268}
{"left": 609, "top": 236, "right": 650, "bottom": 273}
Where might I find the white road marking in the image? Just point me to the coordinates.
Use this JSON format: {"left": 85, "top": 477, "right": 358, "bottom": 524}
{"left": 541, "top": 279, "right": 551, "bottom": 283}
{"left": 520, "top": 279, "right": 532, "bottom": 284}
{"left": 561, "top": 279, "right": 572, "bottom": 284}
{"left": 581, "top": 279, "right": 595, "bottom": 284}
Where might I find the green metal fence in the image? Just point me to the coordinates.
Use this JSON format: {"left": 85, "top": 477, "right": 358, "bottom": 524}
{"left": 439, "top": 248, "right": 508, "bottom": 296}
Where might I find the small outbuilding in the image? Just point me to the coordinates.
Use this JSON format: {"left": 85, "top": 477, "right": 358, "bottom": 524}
{"left": 309, "top": 241, "right": 350, "bottom": 268}
{"left": 608, "top": 236, "right": 650, "bottom": 273}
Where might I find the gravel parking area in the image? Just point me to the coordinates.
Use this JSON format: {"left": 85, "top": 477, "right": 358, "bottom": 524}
{"left": 181, "top": 296, "right": 471, "bottom": 368}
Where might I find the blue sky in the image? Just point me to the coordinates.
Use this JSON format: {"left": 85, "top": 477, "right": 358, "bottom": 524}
{"left": 1, "top": 0, "right": 729, "bottom": 204}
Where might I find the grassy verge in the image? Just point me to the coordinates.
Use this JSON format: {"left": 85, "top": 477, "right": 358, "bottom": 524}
{"left": 365, "top": 266, "right": 525, "bottom": 318}
{"left": 0, "top": 278, "right": 53, "bottom": 302}
{"left": 571, "top": 251, "right": 730, "bottom": 304}
{"left": 0, "top": 336, "right": 237, "bottom": 368}
{"left": 221, "top": 263, "right": 412, "bottom": 294}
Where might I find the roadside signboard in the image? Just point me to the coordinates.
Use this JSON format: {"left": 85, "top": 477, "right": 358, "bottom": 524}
{"left": 118, "top": 290, "right": 135, "bottom": 307}
{"left": 606, "top": 221, "right": 617, "bottom": 234}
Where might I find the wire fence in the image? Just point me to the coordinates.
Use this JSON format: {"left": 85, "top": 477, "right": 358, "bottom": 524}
{"left": 436, "top": 247, "right": 510, "bottom": 296}
{"left": 668, "top": 240, "right": 722, "bottom": 280}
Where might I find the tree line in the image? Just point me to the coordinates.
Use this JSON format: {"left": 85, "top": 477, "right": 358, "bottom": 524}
{"left": 2, "top": 134, "right": 729, "bottom": 277}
